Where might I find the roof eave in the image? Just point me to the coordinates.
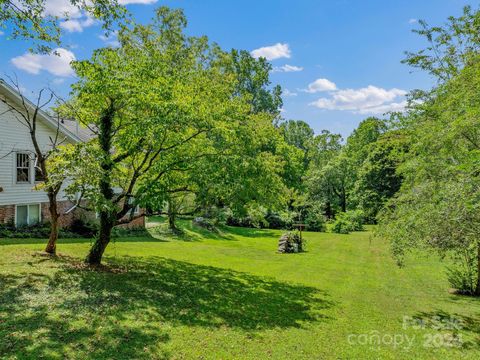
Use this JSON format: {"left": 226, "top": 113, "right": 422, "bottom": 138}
{"left": 0, "top": 79, "right": 82, "bottom": 144}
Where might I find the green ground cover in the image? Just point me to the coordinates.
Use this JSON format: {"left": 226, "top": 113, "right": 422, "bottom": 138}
{"left": 1, "top": 218, "right": 479, "bottom": 359}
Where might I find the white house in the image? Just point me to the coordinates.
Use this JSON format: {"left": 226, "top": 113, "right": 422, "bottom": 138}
{"left": 0, "top": 79, "right": 145, "bottom": 229}
{"left": 0, "top": 79, "right": 85, "bottom": 227}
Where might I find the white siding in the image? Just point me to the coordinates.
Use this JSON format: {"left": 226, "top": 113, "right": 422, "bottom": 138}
{"left": 0, "top": 99, "right": 73, "bottom": 206}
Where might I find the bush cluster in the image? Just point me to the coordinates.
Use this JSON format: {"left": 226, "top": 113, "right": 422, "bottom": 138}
{"left": 192, "top": 217, "right": 217, "bottom": 232}
{"left": 0, "top": 218, "right": 148, "bottom": 239}
{"left": 303, "top": 205, "right": 327, "bottom": 232}
{"left": 0, "top": 223, "right": 82, "bottom": 239}
{"left": 112, "top": 226, "right": 150, "bottom": 238}
{"left": 67, "top": 218, "right": 98, "bottom": 238}
{"left": 227, "top": 208, "right": 326, "bottom": 232}
{"left": 446, "top": 250, "right": 478, "bottom": 295}
{"left": 331, "top": 210, "right": 365, "bottom": 234}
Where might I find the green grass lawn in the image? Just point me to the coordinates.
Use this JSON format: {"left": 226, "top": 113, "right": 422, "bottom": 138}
{"left": 1, "top": 218, "right": 479, "bottom": 359}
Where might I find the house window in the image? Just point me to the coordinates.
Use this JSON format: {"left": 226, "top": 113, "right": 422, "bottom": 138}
{"left": 16, "top": 204, "right": 41, "bottom": 227}
{"left": 16, "top": 152, "right": 31, "bottom": 183}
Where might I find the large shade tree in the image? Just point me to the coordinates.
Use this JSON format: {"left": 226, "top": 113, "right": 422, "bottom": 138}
{"left": 178, "top": 49, "right": 291, "bottom": 223}
{"left": 61, "top": 7, "right": 285, "bottom": 264}
{"left": 379, "top": 6, "right": 480, "bottom": 295}
{"left": 402, "top": 5, "right": 480, "bottom": 83}
{"left": 378, "top": 59, "right": 480, "bottom": 294}
{"left": 304, "top": 130, "right": 343, "bottom": 218}
{"left": 353, "top": 130, "right": 408, "bottom": 222}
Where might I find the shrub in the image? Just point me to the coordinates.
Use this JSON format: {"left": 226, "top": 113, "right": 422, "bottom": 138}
{"left": 345, "top": 210, "right": 365, "bottom": 231}
{"left": 245, "top": 204, "right": 268, "bottom": 228}
{"left": 264, "top": 211, "right": 286, "bottom": 229}
{"left": 331, "top": 210, "right": 365, "bottom": 234}
{"left": 0, "top": 223, "right": 15, "bottom": 238}
{"left": 0, "top": 223, "right": 51, "bottom": 238}
{"left": 226, "top": 205, "right": 327, "bottom": 232}
{"left": 225, "top": 215, "right": 258, "bottom": 228}
{"left": 279, "top": 210, "right": 297, "bottom": 229}
{"left": 67, "top": 218, "right": 99, "bottom": 238}
{"left": 200, "top": 206, "right": 232, "bottom": 225}
{"left": 331, "top": 216, "right": 352, "bottom": 234}
{"left": 304, "top": 205, "right": 326, "bottom": 232}
{"left": 446, "top": 250, "right": 478, "bottom": 295}
{"left": 277, "top": 231, "right": 306, "bottom": 253}
{"left": 226, "top": 205, "right": 268, "bottom": 229}
{"left": 192, "top": 217, "right": 217, "bottom": 232}
{"left": 112, "top": 226, "right": 150, "bottom": 238}
{"left": 264, "top": 210, "right": 296, "bottom": 230}
{"left": 0, "top": 222, "right": 82, "bottom": 239}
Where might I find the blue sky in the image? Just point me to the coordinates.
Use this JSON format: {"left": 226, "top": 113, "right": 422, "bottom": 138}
{"left": 0, "top": 0, "right": 476, "bottom": 137}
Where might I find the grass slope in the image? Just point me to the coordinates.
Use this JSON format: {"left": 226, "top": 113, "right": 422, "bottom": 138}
{"left": 1, "top": 218, "right": 479, "bottom": 359}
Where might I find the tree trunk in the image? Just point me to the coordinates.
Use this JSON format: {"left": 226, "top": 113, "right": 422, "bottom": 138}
{"left": 86, "top": 212, "right": 114, "bottom": 265}
{"left": 325, "top": 201, "right": 333, "bottom": 220}
{"left": 475, "top": 243, "right": 480, "bottom": 296}
{"left": 167, "top": 198, "right": 177, "bottom": 231}
{"left": 168, "top": 211, "right": 177, "bottom": 230}
{"left": 85, "top": 103, "right": 115, "bottom": 265}
{"left": 44, "top": 191, "right": 59, "bottom": 254}
{"left": 340, "top": 193, "right": 347, "bottom": 212}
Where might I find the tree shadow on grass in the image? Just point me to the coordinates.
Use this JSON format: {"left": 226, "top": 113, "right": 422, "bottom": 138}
{"left": 412, "top": 310, "right": 480, "bottom": 349}
{"left": 146, "top": 216, "right": 238, "bottom": 242}
{"left": 0, "top": 233, "right": 169, "bottom": 247}
{"left": 0, "top": 271, "right": 171, "bottom": 360}
{"left": 148, "top": 223, "right": 236, "bottom": 242}
{"left": 0, "top": 255, "right": 334, "bottom": 359}
{"left": 221, "top": 225, "right": 278, "bottom": 239}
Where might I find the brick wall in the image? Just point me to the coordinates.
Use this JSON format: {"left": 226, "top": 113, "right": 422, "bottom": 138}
{"left": 0, "top": 205, "right": 15, "bottom": 225}
{"left": 0, "top": 201, "right": 145, "bottom": 229}
{"left": 116, "top": 211, "right": 146, "bottom": 229}
{"left": 40, "top": 201, "right": 84, "bottom": 228}
{"left": 115, "top": 200, "right": 146, "bottom": 229}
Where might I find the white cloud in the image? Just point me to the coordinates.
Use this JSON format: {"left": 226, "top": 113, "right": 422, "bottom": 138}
{"left": 52, "top": 78, "right": 65, "bottom": 85}
{"left": 60, "top": 16, "right": 95, "bottom": 32}
{"left": 43, "top": 0, "right": 82, "bottom": 18}
{"left": 42, "top": 0, "right": 157, "bottom": 13}
{"left": 357, "top": 100, "right": 408, "bottom": 115}
{"left": 44, "top": 0, "right": 154, "bottom": 32}
{"left": 60, "top": 20, "right": 83, "bottom": 32}
{"left": 42, "top": 0, "right": 157, "bottom": 15}
{"left": 283, "top": 89, "right": 297, "bottom": 97}
{"left": 409, "top": 18, "right": 418, "bottom": 24}
{"left": 251, "top": 43, "right": 291, "bottom": 60}
{"left": 10, "top": 0, "right": 156, "bottom": 35}
{"left": 309, "top": 85, "right": 407, "bottom": 114}
{"left": 11, "top": 48, "right": 76, "bottom": 77}
{"left": 273, "top": 64, "right": 303, "bottom": 73}
{"left": 99, "top": 31, "right": 120, "bottom": 47}
{"left": 305, "top": 78, "right": 337, "bottom": 93}
{"left": 42, "top": 0, "right": 94, "bottom": 33}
